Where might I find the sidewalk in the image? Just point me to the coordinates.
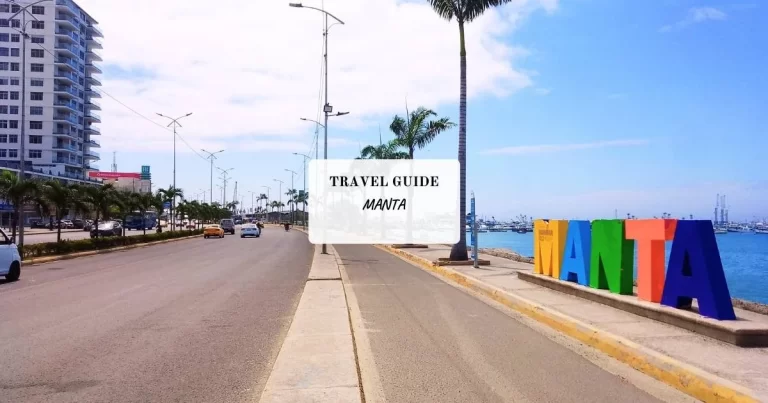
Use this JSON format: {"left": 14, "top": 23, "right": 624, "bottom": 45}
{"left": 382, "top": 244, "right": 768, "bottom": 402}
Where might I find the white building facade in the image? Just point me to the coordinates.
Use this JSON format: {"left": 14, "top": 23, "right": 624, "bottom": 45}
{"left": 0, "top": 0, "right": 102, "bottom": 182}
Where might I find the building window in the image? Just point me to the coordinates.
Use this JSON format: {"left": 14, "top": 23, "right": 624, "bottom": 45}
{"left": 9, "top": 149, "right": 17, "bottom": 158}
{"left": 0, "top": 106, "right": 6, "bottom": 114}
{"left": 10, "top": 63, "right": 18, "bottom": 72}
{"left": 30, "top": 79, "right": 43, "bottom": 87}
{"left": 0, "top": 120, "right": 7, "bottom": 128}
{"left": 0, "top": 19, "right": 8, "bottom": 28}
{"left": 0, "top": 149, "right": 5, "bottom": 158}
{"left": 0, "top": 63, "right": 8, "bottom": 71}
{"left": 0, "top": 134, "right": 6, "bottom": 143}
{"left": 31, "top": 36, "right": 44, "bottom": 44}
{"left": 31, "top": 21, "right": 44, "bottom": 29}
{"left": 9, "top": 134, "right": 17, "bottom": 143}
{"left": 0, "top": 91, "right": 7, "bottom": 99}
{"left": 31, "top": 49, "right": 44, "bottom": 58}
{"left": 0, "top": 48, "right": 7, "bottom": 56}
{"left": 11, "top": 5, "right": 19, "bottom": 13}
{"left": 29, "top": 149, "right": 41, "bottom": 159}
{"left": 29, "top": 135, "right": 42, "bottom": 144}
{"left": 30, "top": 63, "right": 43, "bottom": 72}
{"left": 9, "top": 106, "right": 17, "bottom": 114}
{"left": 9, "top": 120, "right": 17, "bottom": 129}
{"left": 11, "top": 19, "right": 19, "bottom": 28}
{"left": 31, "top": 6, "right": 45, "bottom": 15}
{"left": 10, "top": 48, "right": 18, "bottom": 57}
{"left": 29, "top": 121, "right": 42, "bottom": 130}
{"left": 0, "top": 79, "right": 6, "bottom": 85}
{"left": 0, "top": 34, "right": 7, "bottom": 42}
{"left": 30, "top": 106, "right": 43, "bottom": 115}
{"left": 9, "top": 78, "right": 18, "bottom": 86}
{"left": 10, "top": 34, "right": 19, "bottom": 43}
{"left": 9, "top": 91, "right": 18, "bottom": 100}
{"left": 30, "top": 92, "right": 43, "bottom": 101}
{"left": 0, "top": 4, "right": 8, "bottom": 13}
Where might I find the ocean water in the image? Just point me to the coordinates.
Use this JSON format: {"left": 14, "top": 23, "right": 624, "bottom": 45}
{"left": 470, "top": 231, "right": 768, "bottom": 305}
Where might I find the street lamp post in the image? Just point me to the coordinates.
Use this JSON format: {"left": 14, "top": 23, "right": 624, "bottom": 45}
{"left": 273, "top": 179, "right": 284, "bottom": 222}
{"left": 156, "top": 112, "right": 193, "bottom": 229}
{"left": 293, "top": 153, "right": 310, "bottom": 228}
{"left": 262, "top": 185, "right": 271, "bottom": 221}
{"left": 8, "top": 0, "right": 51, "bottom": 247}
{"left": 249, "top": 191, "right": 255, "bottom": 217}
{"left": 218, "top": 167, "right": 234, "bottom": 205}
{"left": 285, "top": 169, "right": 297, "bottom": 224}
{"left": 201, "top": 149, "right": 224, "bottom": 206}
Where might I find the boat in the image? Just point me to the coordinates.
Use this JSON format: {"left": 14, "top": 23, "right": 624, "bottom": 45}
{"left": 714, "top": 227, "right": 728, "bottom": 234}
{"left": 756, "top": 229, "right": 768, "bottom": 235}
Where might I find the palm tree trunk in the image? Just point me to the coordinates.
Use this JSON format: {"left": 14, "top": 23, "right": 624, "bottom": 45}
{"left": 56, "top": 214, "right": 62, "bottom": 243}
{"left": 11, "top": 207, "right": 18, "bottom": 242}
{"left": 450, "top": 21, "right": 469, "bottom": 261}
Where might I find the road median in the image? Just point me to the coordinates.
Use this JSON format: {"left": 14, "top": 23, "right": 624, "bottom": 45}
{"left": 377, "top": 244, "right": 763, "bottom": 403}
{"left": 22, "top": 230, "right": 204, "bottom": 265}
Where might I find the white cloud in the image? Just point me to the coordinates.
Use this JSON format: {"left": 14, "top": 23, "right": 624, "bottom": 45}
{"left": 659, "top": 7, "right": 727, "bottom": 33}
{"left": 481, "top": 139, "right": 649, "bottom": 155}
{"left": 534, "top": 88, "right": 551, "bottom": 95}
{"left": 74, "top": 0, "right": 558, "bottom": 153}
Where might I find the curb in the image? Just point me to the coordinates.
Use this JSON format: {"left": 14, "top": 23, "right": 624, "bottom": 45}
{"left": 377, "top": 244, "right": 758, "bottom": 403}
{"left": 22, "top": 233, "right": 202, "bottom": 265}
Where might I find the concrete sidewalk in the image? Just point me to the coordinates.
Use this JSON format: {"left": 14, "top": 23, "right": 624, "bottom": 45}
{"left": 259, "top": 244, "right": 361, "bottom": 403}
{"left": 383, "top": 244, "right": 768, "bottom": 402}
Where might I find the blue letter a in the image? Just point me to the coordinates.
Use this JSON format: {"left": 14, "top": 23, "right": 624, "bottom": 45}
{"left": 660, "top": 220, "right": 736, "bottom": 320}
{"left": 560, "top": 220, "right": 591, "bottom": 286}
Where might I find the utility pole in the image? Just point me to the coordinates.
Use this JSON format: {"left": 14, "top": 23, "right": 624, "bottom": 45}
{"left": 293, "top": 153, "right": 310, "bottom": 227}
{"left": 202, "top": 149, "right": 224, "bottom": 206}
{"left": 249, "top": 191, "right": 255, "bottom": 216}
{"left": 156, "top": 112, "right": 193, "bottom": 229}
{"left": 273, "top": 179, "right": 284, "bottom": 222}
{"left": 232, "top": 181, "right": 238, "bottom": 213}
{"left": 218, "top": 167, "right": 233, "bottom": 205}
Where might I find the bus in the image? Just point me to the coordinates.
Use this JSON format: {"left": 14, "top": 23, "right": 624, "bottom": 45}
{"left": 124, "top": 212, "right": 158, "bottom": 230}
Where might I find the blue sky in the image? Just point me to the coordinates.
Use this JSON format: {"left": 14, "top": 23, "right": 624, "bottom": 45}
{"left": 92, "top": 0, "right": 766, "bottom": 222}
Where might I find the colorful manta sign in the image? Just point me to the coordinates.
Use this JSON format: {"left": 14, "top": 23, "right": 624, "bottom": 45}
{"left": 533, "top": 219, "right": 736, "bottom": 320}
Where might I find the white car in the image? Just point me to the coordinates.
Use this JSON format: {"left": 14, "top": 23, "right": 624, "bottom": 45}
{"left": 0, "top": 228, "right": 22, "bottom": 281}
{"left": 240, "top": 224, "right": 261, "bottom": 238}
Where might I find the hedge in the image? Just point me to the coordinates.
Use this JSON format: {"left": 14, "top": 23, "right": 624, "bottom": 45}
{"left": 20, "top": 229, "right": 204, "bottom": 259}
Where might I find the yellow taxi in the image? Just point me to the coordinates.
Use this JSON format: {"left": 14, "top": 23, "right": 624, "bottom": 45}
{"left": 203, "top": 224, "right": 225, "bottom": 239}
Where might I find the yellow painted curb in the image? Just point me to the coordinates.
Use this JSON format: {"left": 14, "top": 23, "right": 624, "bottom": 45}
{"left": 376, "top": 244, "right": 757, "bottom": 403}
{"left": 23, "top": 234, "right": 202, "bottom": 265}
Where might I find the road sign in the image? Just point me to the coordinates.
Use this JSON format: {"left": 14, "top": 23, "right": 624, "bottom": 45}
{"left": 140, "top": 165, "right": 151, "bottom": 180}
{"left": 0, "top": 202, "right": 13, "bottom": 212}
{"left": 163, "top": 201, "right": 171, "bottom": 209}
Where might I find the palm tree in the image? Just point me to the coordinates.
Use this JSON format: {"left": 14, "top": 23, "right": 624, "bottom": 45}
{"left": 157, "top": 186, "right": 184, "bottom": 230}
{"left": 389, "top": 106, "right": 454, "bottom": 159}
{"left": 84, "top": 184, "right": 118, "bottom": 238}
{"left": 359, "top": 141, "right": 410, "bottom": 159}
{"left": 428, "top": 0, "right": 509, "bottom": 260}
{"left": 0, "top": 171, "right": 40, "bottom": 245}
{"left": 286, "top": 189, "right": 297, "bottom": 224}
{"left": 135, "top": 192, "right": 156, "bottom": 235}
{"left": 294, "top": 190, "right": 309, "bottom": 225}
{"left": 41, "top": 180, "right": 74, "bottom": 242}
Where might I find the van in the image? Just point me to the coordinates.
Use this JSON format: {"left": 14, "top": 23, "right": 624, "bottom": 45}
{"left": 220, "top": 219, "right": 236, "bottom": 235}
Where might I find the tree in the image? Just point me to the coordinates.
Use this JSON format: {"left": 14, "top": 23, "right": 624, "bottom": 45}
{"left": 84, "top": 184, "right": 118, "bottom": 238}
{"left": 286, "top": 189, "right": 297, "bottom": 224}
{"left": 359, "top": 141, "right": 410, "bottom": 160}
{"left": 41, "top": 180, "right": 74, "bottom": 242}
{"left": 157, "top": 186, "right": 184, "bottom": 230}
{"left": 428, "top": 0, "right": 510, "bottom": 260}
{"left": 389, "top": 106, "right": 455, "bottom": 159}
{"left": 0, "top": 171, "right": 39, "bottom": 245}
{"left": 294, "top": 190, "right": 309, "bottom": 224}
{"left": 135, "top": 192, "right": 156, "bottom": 235}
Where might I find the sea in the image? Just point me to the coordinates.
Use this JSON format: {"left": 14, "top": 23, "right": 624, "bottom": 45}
{"left": 470, "top": 231, "right": 768, "bottom": 305}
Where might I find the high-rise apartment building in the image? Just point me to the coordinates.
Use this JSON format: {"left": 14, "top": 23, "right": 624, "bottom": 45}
{"left": 0, "top": 0, "right": 102, "bottom": 182}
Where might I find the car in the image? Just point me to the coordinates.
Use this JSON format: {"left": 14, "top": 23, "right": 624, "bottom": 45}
{"left": 60, "top": 219, "right": 74, "bottom": 229}
{"left": 0, "top": 228, "right": 22, "bottom": 282}
{"left": 72, "top": 219, "right": 85, "bottom": 229}
{"left": 90, "top": 220, "right": 123, "bottom": 238}
{"left": 240, "top": 224, "right": 261, "bottom": 238}
{"left": 83, "top": 220, "right": 94, "bottom": 232}
{"left": 204, "top": 224, "right": 225, "bottom": 239}
{"left": 30, "top": 219, "right": 47, "bottom": 229}
{"left": 220, "top": 219, "right": 236, "bottom": 235}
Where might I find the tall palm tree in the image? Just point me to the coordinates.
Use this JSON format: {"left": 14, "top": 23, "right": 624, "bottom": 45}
{"left": 135, "top": 192, "right": 156, "bottom": 235}
{"left": 358, "top": 141, "right": 410, "bottom": 159}
{"left": 0, "top": 171, "right": 39, "bottom": 245}
{"left": 389, "top": 106, "right": 455, "bottom": 159}
{"left": 428, "top": 0, "right": 510, "bottom": 260}
{"left": 294, "top": 190, "right": 309, "bottom": 225}
{"left": 84, "top": 184, "right": 117, "bottom": 238}
{"left": 286, "top": 189, "right": 297, "bottom": 224}
{"left": 41, "top": 180, "right": 74, "bottom": 242}
{"left": 157, "top": 186, "right": 184, "bottom": 230}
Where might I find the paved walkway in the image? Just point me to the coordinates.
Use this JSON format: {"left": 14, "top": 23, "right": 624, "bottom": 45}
{"left": 397, "top": 244, "right": 768, "bottom": 401}
{"left": 335, "top": 244, "right": 690, "bottom": 403}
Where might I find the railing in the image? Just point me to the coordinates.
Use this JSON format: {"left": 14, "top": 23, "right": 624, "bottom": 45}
{"left": 53, "top": 114, "right": 78, "bottom": 124}
{"left": 55, "top": 14, "right": 81, "bottom": 29}
{"left": 55, "top": 0, "right": 80, "bottom": 15}
{"left": 53, "top": 144, "right": 78, "bottom": 152}
{"left": 88, "top": 25, "right": 103, "bottom": 37}
{"left": 55, "top": 71, "right": 79, "bottom": 82}
{"left": 55, "top": 42, "right": 80, "bottom": 54}
{"left": 87, "top": 139, "right": 100, "bottom": 147}
{"left": 54, "top": 85, "right": 79, "bottom": 97}
{"left": 56, "top": 57, "right": 79, "bottom": 70}
{"left": 54, "top": 100, "right": 78, "bottom": 109}
{"left": 52, "top": 130, "right": 77, "bottom": 137}
{"left": 86, "top": 111, "right": 101, "bottom": 120}
{"left": 85, "top": 151, "right": 100, "bottom": 159}
{"left": 55, "top": 29, "right": 79, "bottom": 42}
{"left": 84, "top": 126, "right": 100, "bottom": 134}
{"left": 87, "top": 76, "right": 102, "bottom": 86}
{"left": 54, "top": 157, "right": 78, "bottom": 164}
{"left": 85, "top": 101, "right": 100, "bottom": 109}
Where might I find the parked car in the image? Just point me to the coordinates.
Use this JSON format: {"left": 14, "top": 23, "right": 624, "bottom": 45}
{"left": 59, "top": 220, "right": 74, "bottom": 229}
{"left": 0, "top": 228, "right": 22, "bottom": 281}
{"left": 203, "top": 224, "right": 225, "bottom": 239}
{"left": 72, "top": 219, "right": 85, "bottom": 229}
{"left": 83, "top": 220, "right": 94, "bottom": 232}
{"left": 30, "top": 219, "right": 47, "bottom": 229}
{"left": 90, "top": 221, "right": 123, "bottom": 238}
{"left": 220, "top": 219, "right": 235, "bottom": 235}
{"left": 240, "top": 224, "right": 261, "bottom": 238}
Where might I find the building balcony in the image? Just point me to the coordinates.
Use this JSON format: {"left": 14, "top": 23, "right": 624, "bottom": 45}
{"left": 54, "top": 157, "right": 80, "bottom": 166}
{"left": 53, "top": 113, "right": 78, "bottom": 125}
{"left": 55, "top": 0, "right": 80, "bottom": 16}
{"left": 54, "top": 99, "right": 79, "bottom": 113}
{"left": 88, "top": 24, "right": 104, "bottom": 38}
{"left": 52, "top": 130, "right": 78, "bottom": 140}
{"left": 86, "top": 75, "right": 102, "bottom": 86}
{"left": 86, "top": 36, "right": 103, "bottom": 49}
{"left": 85, "top": 164, "right": 99, "bottom": 171}
{"left": 55, "top": 57, "right": 80, "bottom": 71}
{"left": 55, "top": 71, "right": 79, "bottom": 85}
{"left": 55, "top": 42, "right": 79, "bottom": 58}
{"left": 56, "top": 14, "right": 81, "bottom": 31}
{"left": 85, "top": 101, "right": 100, "bottom": 111}
{"left": 86, "top": 49, "right": 102, "bottom": 62}
{"left": 85, "top": 151, "right": 100, "bottom": 160}
{"left": 85, "top": 63, "right": 102, "bottom": 74}
{"left": 55, "top": 28, "right": 79, "bottom": 43}
{"left": 85, "top": 111, "right": 101, "bottom": 122}
{"left": 84, "top": 126, "right": 100, "bottom": 135}
{"left": 87, "top": 139, "right": 101, "bottom": 148}
{"left": 53, "top": 144, "right": 78, "bottom": 152}
{"left": 86, "top": 88, "right": 100, "bottom": 98}
{"left": 53, "top": 85, "right": 79, "bottom": 98}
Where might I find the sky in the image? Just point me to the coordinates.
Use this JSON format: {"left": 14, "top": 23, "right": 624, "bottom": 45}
{"left": 76, "top": 0, "right": 767, "bottom": 221}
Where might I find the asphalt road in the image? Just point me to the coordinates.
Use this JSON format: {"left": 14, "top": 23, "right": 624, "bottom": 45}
{"left": 0, "top": 227, "right": 313, "bottom": 403}
{"left": 336, "top": 245, "right": 667, "bottom": 403}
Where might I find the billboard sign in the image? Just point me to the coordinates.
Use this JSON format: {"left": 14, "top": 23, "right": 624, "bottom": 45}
{"left": 88, "top": 172, "right": 141, "bottom": 179}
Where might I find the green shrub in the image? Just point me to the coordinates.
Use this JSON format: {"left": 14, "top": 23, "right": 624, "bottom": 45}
{"left": 19, "top": 229, "right": 204, "bottom": 259}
